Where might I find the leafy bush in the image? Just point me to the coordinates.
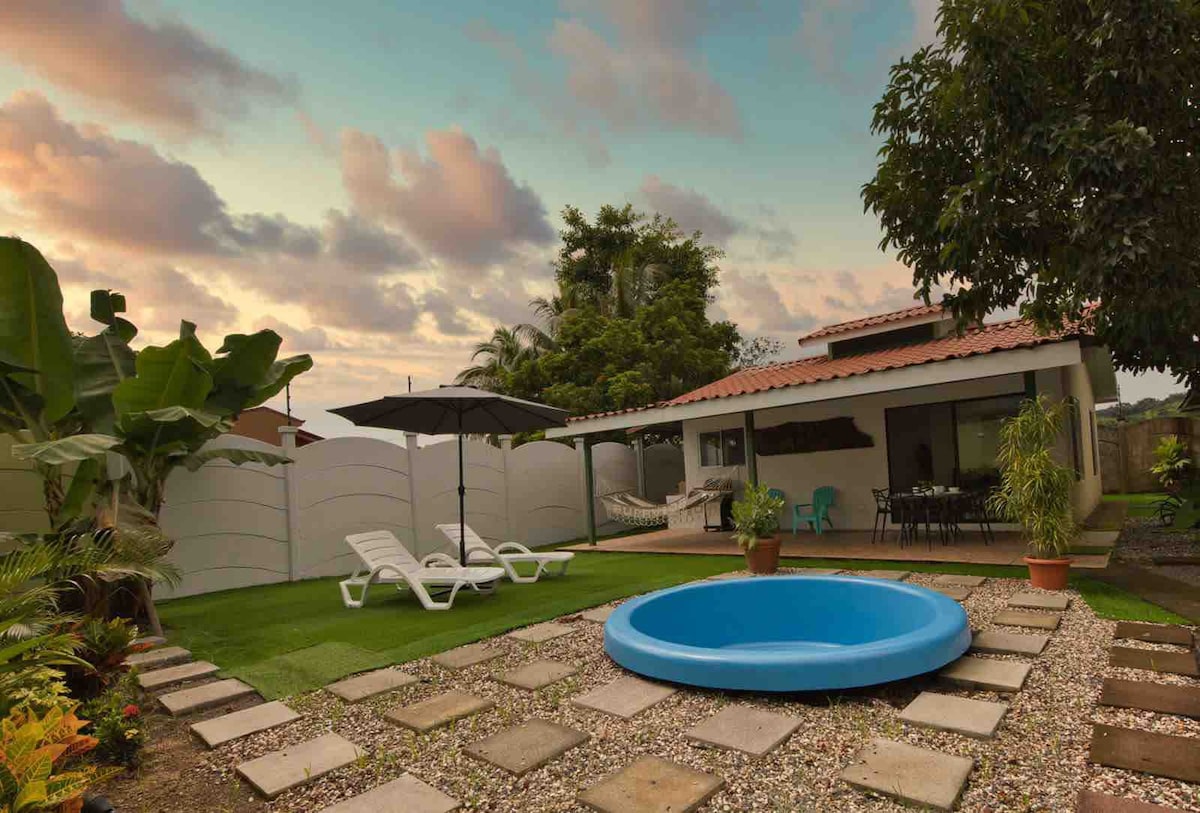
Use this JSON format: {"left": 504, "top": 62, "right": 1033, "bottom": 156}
{"left": 65, "top": 618, "right": 145, "bottom": 701}
{"left": 1150, "top": 434, "right": 1193, "bottom": 492}
{"left": 0, "top": 701, "right": 117, "bottom": 812}
{"left": 82, "top": 674, "right": 146, "bottom": 768}
{"left": 731, "top": 484, "right": 784, "bottom": 550}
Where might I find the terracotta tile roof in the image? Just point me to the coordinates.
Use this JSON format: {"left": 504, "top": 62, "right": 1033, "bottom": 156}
{"left": 566, "top": 316, "right": 1083, "bottom": 423}
{"left": 797, "top": 303, "right": 946, "bottom": 344}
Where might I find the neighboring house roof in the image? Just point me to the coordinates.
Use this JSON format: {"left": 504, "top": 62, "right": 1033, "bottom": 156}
{"left": 232, "top": 405, "right": 323, "bottom": 444}
{"left": 567, "top": 316, "right": 1085, "bottom": 423}
{"left": 796, "top": 303, "right": 945, "bottom": 344}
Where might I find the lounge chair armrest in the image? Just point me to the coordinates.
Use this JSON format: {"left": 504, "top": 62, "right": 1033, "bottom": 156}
{"left": 421, "top": 552, "right": 461, "bottom": 569}
{"left": 794, "top": 502, "right": 812, "bottom": 508}
{"left": 495, "top": 541, "right": 532, "bottom": 555}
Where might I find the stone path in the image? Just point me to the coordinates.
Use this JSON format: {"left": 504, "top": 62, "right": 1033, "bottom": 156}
{"left": 898, "top": 692, "right": 1008, "bottom": 739}
{"left": 1077, "top": 789, "right": 1189, "bottom": 812}
{"left": 325, "top": 667, "right": 417, "bottom": 702}
{"left": 386, "top": 691, "right": 495, "bottom": 733}
{"left": 930, "top": 585, "right": 973, "bottom": 601}
{"left": 841, "top": 738, "right": 973, "bottom": 811}
{"left": 572, "top": 676, "right": 677, "bottom": 719}
{"left": 1089, "top": 725, "right": 1200, "bottom": 783}
{"left": 1109, "top": 645, "right": 1199, "bottom": 677}
{"left": 1008, "top": 591, "right": 1070, "bottom": 611}
{"left": 465, "top": 718, "right": 589, "bottom": 776}
{"left": 581, "top": 605, "right": 615, "bottom": 623}
{"left": 1114, "top": 621, "right": 1196, "bottom": 647}
{"left": 684, "top": 704, "right": 801, "bottom": 757}
{"left": 852, "top": 569, "right": 911, "bottom": 580}
{"left": 1099, "top": 678, "right": 1200, "bottom": 719}
{"left": 495, "top": 659, "right": 577, "bottom": 690}
{"left": 138, "top": 660, "right": 219, "bottom": 690}
{"left": 939, "top": 656, "right": 1031, "bottom": 692}
{"left": 236, "top": 733, "right": 364, "bottom": 799}
{"left": 993, "top": 609, "right": 1062, "bottom": 630}
{"left": 970, "top": 630, "right": 1049, "bottom": 656}
{"left": 318, "top": 775, "right": 461, "bottom": 813}
{"left": 932, "top": 574, "right": 987, "bottom": 587}
{"left": 507, "top": 621, "right": 575, "bottom": 643}
{"left": 432, "top": 642, "right": 501, "bottom": 670}
{"left": 191, "top": 701, "right": 300, "bottom": 748}
{"left": 578, "top": 756, "right": 723, "bottom": 813}
{"left": 126, "top": 645, "right": 192, "bottom": 670}
{"left": 159, "top": 678, "right": 256, "bottom": 716}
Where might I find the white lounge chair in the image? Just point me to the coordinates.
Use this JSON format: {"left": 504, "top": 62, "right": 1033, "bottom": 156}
{"left": 339, "top": 530, "right": 504, "bottom": 610}
{"left": 435, "top": 523, "right": 574, "bottom": 584}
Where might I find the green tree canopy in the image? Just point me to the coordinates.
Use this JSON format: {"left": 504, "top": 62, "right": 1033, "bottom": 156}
{"left": 863, "top": 0, "right": 1200, "bottom": 388}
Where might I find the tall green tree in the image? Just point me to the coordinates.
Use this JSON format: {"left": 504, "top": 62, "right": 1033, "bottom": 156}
{"left": 863, "top": 0, "right": 1200, "bottom": 387}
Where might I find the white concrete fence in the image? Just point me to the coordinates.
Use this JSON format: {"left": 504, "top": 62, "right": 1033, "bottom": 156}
{"left": 0, "top": 432, "right": 683, "bottom": 599}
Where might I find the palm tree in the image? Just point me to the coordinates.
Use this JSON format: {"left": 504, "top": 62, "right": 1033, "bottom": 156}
{"left": 455, "top": 326, "right": 543, "bottom": 390}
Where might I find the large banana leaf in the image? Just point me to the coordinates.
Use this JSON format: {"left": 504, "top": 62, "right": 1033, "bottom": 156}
{"left": 0, "top": 373, "right": 44, "bottom": 438}
{"left": 111, "top": 334, "right": 213, "bottom": 418}
{"left": 182, "top": 447, "right": 292, "bottom": 472}
{"left": 116, "top": 406, "right": 227, "bottom": 451}
{"left": 10, "top": 434, "right": 122, "bottom": 466}
{"left": 205, "top": 330, "right": 282, "bottom": 415}
{"left": 250, "top": 353, "right": 314, "bottom": 409}
{"left": 0, "top": 239, "right": 75, "bottom": 423}
{"left": 73, "top": 291, "right": 137, "bottom": 433}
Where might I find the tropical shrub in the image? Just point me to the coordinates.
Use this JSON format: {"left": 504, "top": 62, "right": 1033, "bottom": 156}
{"left": 64, "top": 618, "right": 145, "bottom": 701}
{"left": 731, "top": 484, "right": 785, "bottom": 551}
{"left": 1150, "top": 434, "right": 1193, "bottom": 493}
{"left": 82, "top": 674, "right": 145, "bottom": 768}
{"left": 0, "top": 701, "right": 117, "bottom": 813}
{"left": 989, "top": 396, "right": 1077, "bottom": 559}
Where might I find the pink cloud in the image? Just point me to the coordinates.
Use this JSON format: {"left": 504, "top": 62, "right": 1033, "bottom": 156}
{"left": 0, "top": 1, "right": 295, "bottom": 137}
{"left": 639, "top": 175, "right": 742, "bottom": 244}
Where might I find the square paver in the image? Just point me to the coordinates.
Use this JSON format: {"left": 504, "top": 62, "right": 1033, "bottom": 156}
{"left": 853, "top": 570, "right": 911, "bottom": 581}
{"left": 929, "top": 585, "right": 972, "bottom": 601}
{"left": 431, "top": 643, "right": 501, "bottom": 671}
{"left": 386, "top": 691, "right": 495, "bottom": 733}
{"left": 1008, "top": 591, "right": 1070, "bottom": 611}
{"left": 325, "top": 667, "right": 418, "bottom": 702}
{"left": 579, "top": 756, "right": 724, "bottom": 813}
{"left": 685, "top": 704, "right": 801, "bottom": 757}
{"left": 581, "top": 605, "right": 615, "bottom": 623}
{"left": 572, "top": 676, "right": 677, "bottom": 719}
{"left": 1077, "top": 789, "right": 1190, "bottom": 813}
{"left": 1089, "top": 724, "right": 1200, "bottom": 783}
{"left": 138, "top": 660, "right": 219, "bottom": 690}
{"left": 899, "top": 691, "right": 1009, "bottom": 739}
{"left": 191, "top": 701, "right": 301, "bottom": 748}
{"left": 705, "top": 571, "right": 747, "bottom": 581}
{"left": 318, "top": 774, "right": 460, "bottom": 813}
{"left": 496, "top": 659, "right": 577, "bottom": 690}
{"left": 507, "top": 622, "right": 575, "bottom": 643}
{"left": 159, "top": 678, "right": 256, "bottom": 716}
{"left": 796, "top": 568, "right": 843, "bottom": 575}
{"left": 1114, "top": 622, "right": 1195, "bottom": 647}
{"left": 971, "top": 630, "right": 1050, "bottom": 656}
{"left": 993, "top": 609, "right": 1061, "bottom": 630}
{"left": 939, "top": 656, "right": 1031, "bottom": 692}
{"left": 125, "top": 645, "right": 191, "bottom": 669}
{"left": 132, "top": 635, "right": 167, "bottom": 648}
{"left": 1099, "top": 678, "right": 1200, "bottom": 719}
{"left": 841, "top": 738, "right": 973, "bottom": 811}
{"left": 236, "top": 733, "right": 364, "bottom": 799}
{"left": 1109, "top": 646, "right": 1199, "bottom": 677}
{"left": 465, "top": 719, "right": 588, "bottom": 776}
{"left": 932, "top": 574, "right": 986, "bottom": 587}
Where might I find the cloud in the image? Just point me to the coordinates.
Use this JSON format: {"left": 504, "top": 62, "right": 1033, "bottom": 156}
{"left": 253, "top": 317, "right": 340, "bottom": 353}
{"left": 323, "top": 210, "right": 423, "bottom": 273}
{"left": 420, "top": 289, "right": 473, "bottom": 336}
{"left": 909, "top": 0, "right": 942, "bottom": 48}
{"left": 821, "top": 270, "right": 920, "bottom": 316}
{"left": 639, "top": 175, "right": 741, "bottom": 244}
{"left": 339, "top": 127, "right": 555, "bottom": 273}
{"left": 0, "top": 1, "right": 295, "bottom": 138}
{"left": 722, "top": 269, "right": 819, "bottom": 334}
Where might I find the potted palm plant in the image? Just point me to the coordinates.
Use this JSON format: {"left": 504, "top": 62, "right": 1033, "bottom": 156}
{"left": 731, "top": 484, "right": 785, "bottom": 574}
{"left": 989, "top": 395, "right": 1077, "bottom": 590}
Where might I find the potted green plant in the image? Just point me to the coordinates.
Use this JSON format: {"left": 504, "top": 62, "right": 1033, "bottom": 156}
{"left": 731, "top": 484, "right": 785, "bottom": 574}
{"left": 989, "top": 396, "right": 1077, "bottom": 590}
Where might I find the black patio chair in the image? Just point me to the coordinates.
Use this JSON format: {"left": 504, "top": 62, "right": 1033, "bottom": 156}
{"left": 870, "top": 488, "right": 892, "bottom": 544}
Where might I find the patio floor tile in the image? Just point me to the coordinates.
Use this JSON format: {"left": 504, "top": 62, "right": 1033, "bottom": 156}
{"left": 1089, "top": 724, "right": 1200, "bottom": 783}
{"left": 507, "top": 622, "right": 575, "bottom": 643}
{"left": 138, "top": 661, "right": 219, "bottom": 690}
{"left": 578, "top": 756, "right": 724, "bottom": 813}
{"left": 431, "top": 643, "right": 501, "bottom": 671}
{"left": 1099, "top": 678, "right": 1200, "bottom": 719}
{"left": 465, "top": 719, "right": 589, "bottom": 776}
{"left": 939, "top": 656, "right": 1031, "bottom": 692}
{"left": 930, "top": 585, "right": 972, "bottom": 601}
{"left": 993, "top": 609, "right": 1062, "bottom": 630}
{"left": 125, "top": 646, "right": 191, "bottom": 669}
{"left": 932, "top": 574, "right": 987, "bottom": 587}
{"left": 852, "top": 569, "right": 911, "bottom": 580}
{"left": 159, "top": 678, "right": 256, "bottom": 716}
{"left": 495, "top": 659, "right": 577, "bottom": 690}
{"left": 317, "top": 774, "right": 460, "bottom": 813}
{"left": 971, "top": 630, "right": 1050, "bottom": 656}
{"left": 899, "top": 691, "right": 1009, "bottom": 739}
{"left": 685, "top": 704, "right": 801, "bottom": 757}
{"left": 1109, "top": 646, "right": 1199, "bottom": 677}
{"left": 1076, "top": 789, "right": 1188, "bottom": 812}
{"left": 1008, "top": 591, "right": 1071, "bottom": 611}
{"left": 572, "top": 676, "right": 677, "bottom": 719}
{"left": 325, "top": 667, "right": 418, "bottom": 702}
{"left": 581, "top": 605, "right": 615, "bottom": 623}
{"left": 191, "top": 701, "right": 301, "bottom": 748}
{"left": 841, "top": 738, "right": 972, "bottom": 811}
{"left": 386, "top": 691, "right": 495, "bottom": 733}
{"left": 1113, "top": 622, "right": 1195, "bottom": 647}
{"left": 236, "top": 733, "right": 363, "bottom": 799}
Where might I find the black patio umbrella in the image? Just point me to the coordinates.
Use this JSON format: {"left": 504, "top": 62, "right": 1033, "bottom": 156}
{"left": 329, "top": 386, "right": 569, "bottom": 564}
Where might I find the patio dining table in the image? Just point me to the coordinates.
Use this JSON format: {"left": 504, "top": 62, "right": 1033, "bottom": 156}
{"left": 890, "top": 489, "right": 969, "bottom": 547}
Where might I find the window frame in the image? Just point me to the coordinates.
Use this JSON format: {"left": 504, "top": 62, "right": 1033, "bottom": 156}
{"left": 698, "top": 427, "right": 746, "bottom": 468}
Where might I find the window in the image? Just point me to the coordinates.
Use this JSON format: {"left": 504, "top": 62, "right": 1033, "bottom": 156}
{"left": 698, "top": 428, "right": 746, "bottom": 467}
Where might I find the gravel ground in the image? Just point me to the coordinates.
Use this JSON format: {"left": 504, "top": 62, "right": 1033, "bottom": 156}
{"left": 126, "top": 572, "right": 1197, "bottom": 813}
{"left": 1115, "top": 518, "right": 1200, "bottom": 566}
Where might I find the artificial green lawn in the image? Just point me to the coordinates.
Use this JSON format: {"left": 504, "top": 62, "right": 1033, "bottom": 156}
{"left": 1103, "top": 492, "right": 1167, "bottom": 519}
{"left": 158, "top": 551, "right": 1188, "bottom": 698}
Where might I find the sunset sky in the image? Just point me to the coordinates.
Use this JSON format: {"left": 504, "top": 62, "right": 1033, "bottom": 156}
{"left": 0, "top": 1, "right": 1179, "bottom": 438}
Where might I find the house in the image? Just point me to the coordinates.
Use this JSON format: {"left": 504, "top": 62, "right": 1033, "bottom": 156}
{"left": 230, "top": 406, "right": 323, "bottom": 447}
{"left": 547, "top": 304, "right": 1118, "bottom": 535}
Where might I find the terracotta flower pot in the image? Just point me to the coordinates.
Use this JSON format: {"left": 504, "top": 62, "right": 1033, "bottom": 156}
{"left": 1023, "top": 556, "right": 1071, "bottom": 590}
{"left": 744, "top": 535, "right": 781, "bottom": 575}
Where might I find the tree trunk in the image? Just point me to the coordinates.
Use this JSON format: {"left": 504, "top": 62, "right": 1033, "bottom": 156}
{"left": 137, "top": 577, "right": 163, "bottom": 638}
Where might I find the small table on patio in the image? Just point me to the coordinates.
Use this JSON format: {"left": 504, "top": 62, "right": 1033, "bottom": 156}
{"left": 890, "top": 490, "right": 968, "bottom": 548}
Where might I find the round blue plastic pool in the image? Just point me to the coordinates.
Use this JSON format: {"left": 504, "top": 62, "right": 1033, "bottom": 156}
{"left": 604, "top": 575, "right": 971, "bottom": 691}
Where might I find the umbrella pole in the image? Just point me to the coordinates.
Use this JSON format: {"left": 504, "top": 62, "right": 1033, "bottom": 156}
{"left": 458, "top": 422, "right": 467, "bottom": 566}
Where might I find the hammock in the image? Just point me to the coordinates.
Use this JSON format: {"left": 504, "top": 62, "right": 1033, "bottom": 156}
{"left": 600, "top": 478, "right": 733, "bottom": 527}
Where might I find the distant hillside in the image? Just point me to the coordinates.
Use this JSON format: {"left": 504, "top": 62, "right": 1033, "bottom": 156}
{"left": 1097, "top": 392, "right": 1188, "bottom": 424}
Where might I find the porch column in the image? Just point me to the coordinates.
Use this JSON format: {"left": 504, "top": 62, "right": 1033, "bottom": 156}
{"left": 743, "top": 410, "right": 758, "bottom": 487}
{"left": 633, "top": 436, "right": 646, "bottom": 498}
{"left": 575, "top": 437, "right": 597, "bottom": 545}
{"left": 1024, "top": 370, "right": 1038, "bottom": 400}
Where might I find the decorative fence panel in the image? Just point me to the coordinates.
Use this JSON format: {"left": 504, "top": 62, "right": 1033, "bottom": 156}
{"left": 506, "top": 440, "right": 587, "bottom": 547}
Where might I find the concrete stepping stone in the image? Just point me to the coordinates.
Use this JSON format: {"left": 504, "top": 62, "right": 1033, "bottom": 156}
{"left": 939, "top": 656, "right": 1031, "bottom": 692}
{"left": 841, "top": 738, "right": 972, "bottom": 811}
{"left": 899, "top": 691, "right": 1008, "bottom": 739}
{"left": 705, "top": 571, "right": 747, "bottom": 580}
{"left": 465, "top": 718, "right": 588, "bottom": 776}
{"left": 138, "top": 661, "right": 219, "bottom": 690}
{"left": 1109, "top": 646, "right": 1199, "bottom": 677}
{"left": 159, "top": 678, "right": 256, "bottom": 716}
{"left": 1008, "top": 591, "right": 1070, "bottom": 611}
{"left": 994, "top": 609, "right": 1061, "bottom": 630}
{"left": 1099, "top": 678, "right": 1200, "bottom": 719}
{"left": 325, "top": 667, "right": 418, "bottom": 702}
{"left": 797, "top": 568, "right": 843, "bottom": 575}
{"left": 685, "top": 704, "right": 801, "bottom": 757}
{"left": 932, "top": 574, "right": 986, "bottom": 587}
{"left": 581, "top": 605, "right": 615, "bottom": 623}
{"left": 507, "top": 622, "right": 574, "bottom": 643}
{"left": 1089, "top": 724, "right": 1200, "bottom": 783}
{"left": 578, "top": 755, "right": 724, "bottom": 813}
{"left": 431, "top": 643, "right": 501, "bottom": 671}
{"left": 125, "top": 645, "right": 191, "bottom": 670}
{"left": 237, "top": 732, "right": 364, "bottom": 799}
{"left": 386, "top": 691, "right": 495, "bottom": 733}
{"left": 132, "top": 635, "right": 166, "bottom": 648}
{"left": 971, "top": 630, "right": 1050, "bottom": 656}
{"left": 318, "top": 774, "right": 460, "bottom": 813}
{"left": 930, "top": 585, "right": 973, "bottom": 601}
{"left": 572, "top": 676, "right": 677, "bottom": 719}
{"left": 496, "top": 659, "right": 577, "bottom": 690}
{"left": 191, "top": 701, "right": 301, "bottom": 748}
{"left": 853, "top": 569, "right": 911, "bottom": 580}
{"left": 1114, "top": 622, "right": 1195, "bottom": 647}
{"left": 1077, "top": 789, "right": 1188, "bottom": 812}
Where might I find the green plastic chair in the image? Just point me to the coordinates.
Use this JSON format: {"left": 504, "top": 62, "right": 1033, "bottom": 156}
{"left": 792, "top": 486, "right": 835, "bottom": 535}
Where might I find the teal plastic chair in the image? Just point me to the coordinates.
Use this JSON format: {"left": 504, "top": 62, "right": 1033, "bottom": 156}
{"left": 792, "top": 486, "right": 835, "bottom": 535}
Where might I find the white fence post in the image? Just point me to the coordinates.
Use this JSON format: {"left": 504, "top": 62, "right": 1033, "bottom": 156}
{"left": 499, "top": 435, "right": 514, "bottom": 542}
{"left": 404, "top": 432, "right": 421, "bottom": 555}
{"left": 278, "top": 426, "right": 301, "bottom": 581}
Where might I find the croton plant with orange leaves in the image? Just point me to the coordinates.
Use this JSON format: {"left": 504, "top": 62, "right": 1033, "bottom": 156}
{"left": 0, "top": 703, "right": 117, "bottom": 813}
